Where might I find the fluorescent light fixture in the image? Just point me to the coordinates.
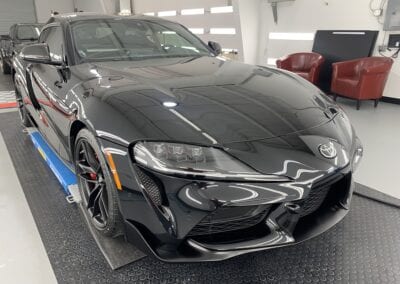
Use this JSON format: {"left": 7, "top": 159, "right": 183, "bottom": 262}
{"left": 162, "top": 31, "right": 177, "bottom": 35}
{"left": 119, "top": 9, "right": 131, "bottom": 16}
{"left": 181, "top": 8, "right": 204, "bottom": 15}
{"left": 332, "top": 32, "right": 366, "bottom": 35}
{"left": 158, "top": 10, "right": 177, "bottom": 17}
{"left": 211, "top": 6, "right": 233, "bottom": 13}
{"left": 269, "top": 32, "right": 314, "bottom": 41}
{"left": 143, "top": 12, "right": 155, "bottom": 16}
{"left": 267, "top": 58, "right": 277, "bottom": 66}
{"left": 210, "top": 28, "right": 236, "bottom": 35}
{"left": 189, "top": 28, "right": 204, "bottom": 35}
{"left": 222, "top": 48, "right": 238, "bottom": 53}
{"left": 163, "top": 101, "right": 178, "bottom": 108}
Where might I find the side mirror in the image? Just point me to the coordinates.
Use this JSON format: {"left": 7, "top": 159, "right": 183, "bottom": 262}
{"left": 0, "top": 34, "right": 11, "bottom": 40}
{"left": 208, "top": 41, "right": 222, "bottom": 55}
{"left": 20, "top": 43, "right": 62, "bottom": 66}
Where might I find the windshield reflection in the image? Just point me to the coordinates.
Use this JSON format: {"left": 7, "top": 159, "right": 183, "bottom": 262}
{"left": 71, "top": 19, "right": 212, "bottom": 63}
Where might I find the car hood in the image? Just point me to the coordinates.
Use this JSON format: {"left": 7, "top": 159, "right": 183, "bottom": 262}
{"left": 72, "top": 56, "right": 337, "bottom": 146}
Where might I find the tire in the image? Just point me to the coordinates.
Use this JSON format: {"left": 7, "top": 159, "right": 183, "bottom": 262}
{"left": 74, "top": 128, "right": 124, "bottom": 237}
{"left": 1, "top": 57, "right": 11, "bottom": 74}
{"left": 15, "top": 85, "right": 32, "bottom": 127}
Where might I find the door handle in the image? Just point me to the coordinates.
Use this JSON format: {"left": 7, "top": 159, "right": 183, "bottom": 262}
{"left": 54, "top": 81, "right": 63, "bottom": 89}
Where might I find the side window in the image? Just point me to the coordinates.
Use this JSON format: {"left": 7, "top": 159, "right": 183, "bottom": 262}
{"left": 39, "top": 28, "right": 48, "bottom": 43}
{"left": 43, "top": 26, "right": 64, "bottom": 62}
{"left": 39, "top": 28, "right": 52, "bottom": 44}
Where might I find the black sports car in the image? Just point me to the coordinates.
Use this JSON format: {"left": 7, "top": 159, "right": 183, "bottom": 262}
{"left": 14, "top": 14, "right": 363, "bottom": 262}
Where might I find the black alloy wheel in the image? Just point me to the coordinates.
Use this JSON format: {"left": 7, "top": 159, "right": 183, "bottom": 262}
{"left": 74, "top": 129, "right": 123, "bottom": 237}
{"left": 76, "top": 139, "right": 109, "bottom": 228}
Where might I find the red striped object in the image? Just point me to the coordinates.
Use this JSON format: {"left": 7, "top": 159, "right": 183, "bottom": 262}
{"left": 0, "top": 101, "right": 17, "bottom": 109}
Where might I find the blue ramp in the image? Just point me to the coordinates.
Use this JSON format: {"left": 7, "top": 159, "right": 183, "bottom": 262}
{"left": 29, "top": 130, "right": 77, "bottom": 195}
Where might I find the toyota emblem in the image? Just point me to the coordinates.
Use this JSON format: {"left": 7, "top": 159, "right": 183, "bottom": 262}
{"left": 318, "top": 142, "right": 337, "bottom": 159}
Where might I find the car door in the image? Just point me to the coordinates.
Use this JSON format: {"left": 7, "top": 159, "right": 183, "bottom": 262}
{"left": 29, "top": 24, "right": 75, "bottom": 160}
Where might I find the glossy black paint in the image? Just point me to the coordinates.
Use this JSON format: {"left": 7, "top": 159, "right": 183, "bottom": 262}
{"left": 14, "top": 14, "right": 361, "bottom": 262}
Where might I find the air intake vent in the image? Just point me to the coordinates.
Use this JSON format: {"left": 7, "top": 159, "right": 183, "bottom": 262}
{"left": 135, "top": 167, "right": 163, "bottom": 206}
{"left": 188, "top": 206, "right": 270, "bottom": 237}
{"left": 298, "top": 172, "right": 344, "bottom": 217}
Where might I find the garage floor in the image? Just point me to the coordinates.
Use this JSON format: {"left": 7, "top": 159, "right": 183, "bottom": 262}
{"left": 0, "top": 72, "right": 400, "bottom": 283}
{"left": 338, "top": 99, "right": 400, "bottom": 199}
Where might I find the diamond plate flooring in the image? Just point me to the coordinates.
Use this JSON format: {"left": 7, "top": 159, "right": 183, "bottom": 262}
{"left": 1, "top": 111, "right": 400, "bottom": 283}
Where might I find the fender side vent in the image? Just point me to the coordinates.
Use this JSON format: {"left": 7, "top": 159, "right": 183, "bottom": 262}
{"left": 135, "top": 167, "right": 163, "bottom": 206}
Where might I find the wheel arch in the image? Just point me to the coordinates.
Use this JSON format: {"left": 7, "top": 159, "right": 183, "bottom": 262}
{"left": 69, "top": 120, "right": 88, "bottom": 158}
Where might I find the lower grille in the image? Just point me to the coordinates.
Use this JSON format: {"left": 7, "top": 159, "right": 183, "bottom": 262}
{"left": 298, "top": 173, "right": 344, "bottom": 217}
{"left": 300, "top": 186, "right": 330, "bottom": 217}
{"left": 187, "top": 206, "right": 270, "bottom": 237}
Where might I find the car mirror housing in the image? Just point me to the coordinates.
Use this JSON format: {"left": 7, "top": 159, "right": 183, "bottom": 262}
{"left": 208, "top": 41, "right": 222, "bottom": 55}
{"left": 0, "top": 34, "right": 11, "bottom": 40}
{"left": 20, "top": 43, "right": 62, "bottom": 66}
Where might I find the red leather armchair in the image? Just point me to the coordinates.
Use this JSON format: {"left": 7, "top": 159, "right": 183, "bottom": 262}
{"left": 331, "top": 57, "right": 393, "bottom": 110}
{"left": 276, "top": 52, "right": 324, "bottom": 85}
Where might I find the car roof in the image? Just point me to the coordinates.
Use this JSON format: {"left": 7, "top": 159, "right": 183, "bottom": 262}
{"left": 15, "top": 23, "right": 43, "bottom": 26}
{"left": 47, "top": 12, "right": 170, "bottom": 24}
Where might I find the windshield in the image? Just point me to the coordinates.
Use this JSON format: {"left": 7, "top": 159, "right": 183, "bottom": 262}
{"left": 71, "top": 19, "right": 212, "bottom": 62}
{"left": 16, "top": 25, "right": 41, "bottom": 40}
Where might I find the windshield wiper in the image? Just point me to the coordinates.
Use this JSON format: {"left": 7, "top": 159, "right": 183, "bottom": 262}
{"left": 139, "top": 54, "right": 207, "bottom": 59}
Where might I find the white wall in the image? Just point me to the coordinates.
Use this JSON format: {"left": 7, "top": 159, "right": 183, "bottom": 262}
{"left": 34, "top": 0, "right": 74, "bottom": 22}
{"left": 34, "top": 0, "right": 119, "bottom": 22}
{"left": 236, "top": 0, "right": 261, "bottom": 64}
{"left": 256, "top": 0, "right": 399, "bottom": 99}
{"left": 74, "top": 0, "right": 118, "bottom": 14}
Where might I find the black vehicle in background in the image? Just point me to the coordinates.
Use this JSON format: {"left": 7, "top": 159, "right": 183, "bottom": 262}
{"left": 14, "top": 14, "right": 363, "bottom": 262}
{"left": 0, "top": 23, "right": 42, "bottom": 74}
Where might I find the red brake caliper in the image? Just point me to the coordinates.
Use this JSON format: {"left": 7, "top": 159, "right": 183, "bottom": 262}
{"left": 89, "top": 173, "right": 97, "bottom": 180}
{"left": 89, "top": 154, "right": 99, "bottom": 180}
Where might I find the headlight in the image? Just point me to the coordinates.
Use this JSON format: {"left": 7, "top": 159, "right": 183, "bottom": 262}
{"left": 133, "top": 141, "right": 289, "bottom": 182}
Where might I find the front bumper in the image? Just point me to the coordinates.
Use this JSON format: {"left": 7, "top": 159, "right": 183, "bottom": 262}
{"left": 124, "top": 190, "right": 351, "bottom": 262}
{"left": 99, "top": 138, "right": 355, "bottom": 262}
{"left": 122, "top": 165, "right": 353, "bottom": 262}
